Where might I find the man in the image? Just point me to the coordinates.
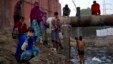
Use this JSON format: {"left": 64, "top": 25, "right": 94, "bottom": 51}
{"left": 30, "top": 2, "right": 43, "bottom": 43}
{"left": 63, "top": 4, "right": 71, "bottom": 16}
{"left": 15, "top": 27, "right": 39, "bottom": 64}
{"left": 51, "top": 12, "right": 63, "bottom": 51}
{"left": 91, "top": 1, "right": 101, "bottom": 15}
{"left": 12, "top": 0, "right": 23, "bottom": 39}
{"left": 75, "top": 36, "right": 85, "bottom": 64}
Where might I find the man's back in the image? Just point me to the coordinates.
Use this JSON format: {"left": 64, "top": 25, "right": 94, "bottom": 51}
{"left": 91, "top": 2, "right": 100, "bottom": 15}
{"left": 77, "top": 40, "right": 85, "bottom": 51}
{"left": 30, "top": 6, "right": 42, "bottom": 21}
{"left": 63, "top": 6, "right": 70, "bottom": 16}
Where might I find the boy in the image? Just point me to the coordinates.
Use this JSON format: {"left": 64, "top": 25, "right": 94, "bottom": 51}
{"left": 75, "top": 36, "right": 85, "bottom": 64}
{"left": 51, "top": 12, "right": 63, "bottom": 51}
{"left": 15, "top": 27, "right": 39, "bottom": 64}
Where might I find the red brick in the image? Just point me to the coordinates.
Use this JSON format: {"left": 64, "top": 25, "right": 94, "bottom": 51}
{"left": 0, "top": 0, "right": 61, "bottom": 28}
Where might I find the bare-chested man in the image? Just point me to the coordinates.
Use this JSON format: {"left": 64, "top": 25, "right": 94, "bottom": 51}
{"left": 75, "top": 36, "right": 85, "bottom": 64}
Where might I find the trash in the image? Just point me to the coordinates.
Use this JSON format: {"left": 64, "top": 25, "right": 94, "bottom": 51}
{"left": 92, "top": 57, "right": 102, "bottom": 62}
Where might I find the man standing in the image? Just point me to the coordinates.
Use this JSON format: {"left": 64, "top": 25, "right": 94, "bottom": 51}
{"left": 91, "top": 1, "right": 101, "bottom": 15}
{"left": 63, "top": 4, "right": 71, "bottom": 16}
{"left": 75, "top": 36, "right": 85, "bottom": 64}
{"left": 51, "top": 12, "right": 63, "bottom": 51}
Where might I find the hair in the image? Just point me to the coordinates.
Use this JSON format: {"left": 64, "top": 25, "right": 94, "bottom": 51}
{"left": 54, "top": 12, "right": 58, "bottom": 16}
{"left": 19, "top": 0, "right": 23, "bottom": 4}
{"left": 42, "top": 12, "right": 47, "bottom": 15}
{"left": 93, "top": 1, "right": 96, "bottom": 3}
{"left": 27, "top": 27, "right": 34, "bottom": 33}
{"left": 65, "top": 4, "right": 68, "bottom": 7}
{"left": 34, "top": 2, "right": 39, "bottom": 5}
{"left": 21, "top": 16, "right": 25, "bottom": 20}
{"left": 75, "top": 37, "right": 78, "bottom": 40}
{"left": 75, "top": 36, "right": 83, "bottom": 40}
{"left": 79, "top": 36, "right": 82, "bottom": 41}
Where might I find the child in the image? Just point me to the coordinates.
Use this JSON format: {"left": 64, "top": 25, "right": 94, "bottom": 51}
{"left": 51, "top": 12, "right": 63, "bottom": 51}
{"left": 15, "top": 27, "right": 39, "bottom": 64}
{"left": 75, "top": 36, "right": 85, "bottom": 64}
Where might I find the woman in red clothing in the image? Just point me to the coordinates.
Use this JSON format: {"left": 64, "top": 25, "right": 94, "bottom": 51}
{"left": 91, "top": 1, "right": 101, "bottom": 15}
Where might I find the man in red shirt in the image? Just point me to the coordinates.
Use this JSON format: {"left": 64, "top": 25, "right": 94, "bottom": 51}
{"left": 91, "top": 1, "right": 101, "bottom": 15}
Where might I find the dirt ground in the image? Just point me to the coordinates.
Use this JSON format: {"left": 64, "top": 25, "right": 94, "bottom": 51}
{"left": 0, "top": 31, "right": 66, "bottom": 64}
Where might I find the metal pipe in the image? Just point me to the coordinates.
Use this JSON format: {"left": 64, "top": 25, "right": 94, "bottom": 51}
{"left": 60, "top": 15, "right": 113, "bottom": 27}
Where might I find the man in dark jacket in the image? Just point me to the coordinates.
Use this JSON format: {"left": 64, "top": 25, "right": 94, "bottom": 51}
{"left": 63, "top": 4, "right": 71, "bottom": 16}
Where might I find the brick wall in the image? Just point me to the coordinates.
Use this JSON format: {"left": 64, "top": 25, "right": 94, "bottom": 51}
{"left": 0, "top": 0, "right": 61, "bottom": 28}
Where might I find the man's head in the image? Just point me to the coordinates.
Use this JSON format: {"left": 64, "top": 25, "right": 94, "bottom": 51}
{"left": 79, "top": 36, "right": 82, "bottom": 41}
{"left": 20, "top": 16, "right": 25, "bottom": 22}
{"left": 75, "top": 37, "right": 78, "bottom": 40}
{"left": 34, "top": 2, "right": 39, "bottom": 6}
{"left": 93, "top": 1, "right": 96, "bottom": 4}
{"left": 75, "top": 37, "right": 79, "bottom": 43}
{"left": 18, "top": 0, "right": 23, "bottom": 4}
{"left": 65, "top": 4, "right": 68, "bottom": 7}
{"left": 27, "top": 27, "right": 34, "bottom": 37}
{"left": 75, "top": 36, "right": 83, "bottom": 41}
{"left": 42, "top": 12, "right": 47, "bottom": 16}
{"left": 54, "top": 12, "right": 58, "bottom": 18}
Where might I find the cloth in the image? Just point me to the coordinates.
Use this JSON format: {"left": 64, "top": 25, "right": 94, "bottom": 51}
{"left": 14, "top": 1, "right": 22, "bottom": 17}
{"left": 20, "top": 48, "right": 39, "bottom": 60}
{"left": 91, "top": 3, "right": 100, "bottom": 15}
{"left": 20, "top": 23, "right": 27, "bottom": 34}
{"left": 42, "top": 29, "right": 48, "bottom": 42}
{"left": 13, "top": 22, "right": 22, "bottom": 29}
{"left": 13, "top": 1, "right": 22, "bottom": 38}
{"left": 78, "top": 49, "right": 84, "bottom": 55}
{"left": 51, "top": 17, "right": 61, "bottom": 42}
{"left": 30, "top": 20, "right": 42, "bottom": 43}
{"left": 21, "top": 38, "right": 28, "bottom": 51}
{"left": 40, "top": 16, "right": 49, "bottom": 30}
{"left": 15, "top": 34, "right": 34, "bottom": 63}
{"left": 51, "top": 30, "right": 60, "bottom": 43}
{"left": 40, "top": 16, "right": 49, "bottom": 42}
{"left": 13, "top": 15, "right": 21, "bottom": 22}
{"left": 30, "top": 6, "right": 42, "bottom": 22}
{"left": 12, "top": 22, "right": 22, "bottom": 39}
